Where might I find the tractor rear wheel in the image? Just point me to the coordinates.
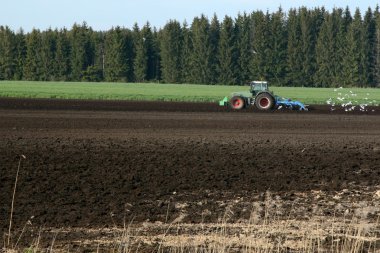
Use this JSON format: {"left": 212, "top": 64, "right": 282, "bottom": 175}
{"left": 255, "top": 93, "right": 275, "bottom": 110}
{"left": 230, "top": 96, "right": 245, "bottom": 110}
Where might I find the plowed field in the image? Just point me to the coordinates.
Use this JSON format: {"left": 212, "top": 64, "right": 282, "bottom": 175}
{"left": 1, "top": 98, "right": 379, "bottom": 251}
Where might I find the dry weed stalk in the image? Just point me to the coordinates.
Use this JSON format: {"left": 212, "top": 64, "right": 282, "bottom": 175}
{"left": 7, "top": 154, "right": 26, "bottom": 248}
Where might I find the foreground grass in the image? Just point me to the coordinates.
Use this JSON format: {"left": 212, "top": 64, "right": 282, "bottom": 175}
{"left": 0, "top": 81, "right": 380, "bottom": 105}
{"left": 5, "top": 218, "right": 379, "bottom": 252}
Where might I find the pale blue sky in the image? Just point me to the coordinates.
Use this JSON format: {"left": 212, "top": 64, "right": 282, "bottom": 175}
{"left": 1, "top": 0, "right": 379, "bottom": 32}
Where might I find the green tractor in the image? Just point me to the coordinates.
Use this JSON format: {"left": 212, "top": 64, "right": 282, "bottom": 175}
{"left": 219, "top": 81, "right": 307, "bottom": 111}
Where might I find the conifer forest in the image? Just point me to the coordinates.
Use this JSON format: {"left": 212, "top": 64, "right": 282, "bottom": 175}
{"left": 1, "top": 6, "right": 380, "bottom": 87}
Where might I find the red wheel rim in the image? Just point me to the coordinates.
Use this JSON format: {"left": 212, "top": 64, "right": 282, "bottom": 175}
{"left": 259, "top": 97, "right": 269, "bottom": 108}
{"left": 233, "top": 99, "right": 241, "bottom": 108}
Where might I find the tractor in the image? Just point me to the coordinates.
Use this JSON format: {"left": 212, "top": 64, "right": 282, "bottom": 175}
{"left": 219, "top": 81, "right": 308, "bottom": 111}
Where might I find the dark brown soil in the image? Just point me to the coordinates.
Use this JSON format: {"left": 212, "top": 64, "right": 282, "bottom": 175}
{"left": 0, "top": 98, "right": 380, "bottom": 250}
{"left": 0, "top": 97, "right": 378, "bottom": 114}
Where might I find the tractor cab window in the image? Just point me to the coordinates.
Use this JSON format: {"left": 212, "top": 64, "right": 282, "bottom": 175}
{"left": 250, "top": 81, "right": 268, "bottom": 94}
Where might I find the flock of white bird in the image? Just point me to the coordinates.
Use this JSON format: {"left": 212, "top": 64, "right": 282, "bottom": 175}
{"left": 326, "top": 87, "right": 378, "bottom": 112}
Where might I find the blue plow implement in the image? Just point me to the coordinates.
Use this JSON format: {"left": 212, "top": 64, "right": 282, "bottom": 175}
{"left": 276, "top": 97, "right": 308, "bottom": 111}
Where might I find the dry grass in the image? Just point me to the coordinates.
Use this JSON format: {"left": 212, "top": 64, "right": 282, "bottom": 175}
{"left": 3, "top": 213, "right": 379, "bottom": 253}
{"left": 138, "top": 215, "right": 379, "bottom": 253}
{"left": 29, "top": 205, "right": 376, "bottom": 253}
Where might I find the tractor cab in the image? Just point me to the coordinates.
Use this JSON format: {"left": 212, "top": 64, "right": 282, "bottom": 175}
{"left": 250, "top": 81, "right": 269, "bottom": 96}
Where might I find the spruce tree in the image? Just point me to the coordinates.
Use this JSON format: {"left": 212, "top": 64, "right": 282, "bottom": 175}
{"left": 40, "top": 29, "right": 57, "bottom": 81}
{"left": 133, "top": 24, "right": 147, "bottom": 82}
{"left": 375, "top": 5, "right": 380, "bottom": 86}
{"left": 269, "top": 8, "right": 287, "bottom": 86}
{"left": 217, "top": 15, "right": 238, "bottom": 85}
{"left": 250, "top": 11, "right": 269, "bottom": 81}
{"left": 235, "top": 12, "right": 253, "bottom": 84}
{"left": 104, "top": 27, "right": 130, "bottom": 81}
{"left": 0, "top": 26, "right": 17, "bottom": 80}
{"left": 14, "top": 29, "right": 27, "bottom": 80}
{"left": 132, "top": 23, "right": 157, "bottom": 82}
{"left": 189, "top": 15, "right": 213, "bottom": 84}
{"left": 209, "top": 14, "right": 220, "bottom": 84}
{"left": 363, "top": 8, "right": 377, "bottom": 86}
{"left": 70, "top": 22, "right": 95, "bottom": 81}
{"left": 330, "top": 8, "right": 346, "bottom": 86}
{"left": 151, "top": 27, "right": 161, "bottom": 81}
{"left": 181, "top": 21, "right": 193, "bottom": 83}
{"left": 91, "top": 31, "right": 105, "bottom": 81}
{"left": 298, "top": 8, "right": 318, "bottom": 87}
{"left": 142, "top": 23, "right": 156, "bottom": 81}
{"left": 159, "top": 20, "right": 183, "bottom": 83}
{"left": 24, "top": 29, "right": 42, "bottom": 80}
{"left": 286, "top": 9, "right": 303, "bottom": 86}
{"left": 315, "top": 10, "right": 340, "bottom": 87}
{"left": 335, "top": 7, "right": 352, "bottom": 86}
{"left": 342, "top": 9, "right": 363, "bottom": 86}
{"left": 55, "top": 28, "right": 71, "bottom": 81}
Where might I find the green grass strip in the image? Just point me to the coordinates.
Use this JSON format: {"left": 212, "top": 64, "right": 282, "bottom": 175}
{"left": 0, "top": 81, "right": 379, "bottom": 105}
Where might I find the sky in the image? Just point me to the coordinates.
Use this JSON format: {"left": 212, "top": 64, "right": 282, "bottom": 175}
{"left": 1, "top": 0, "right": 378, "bottom": 32}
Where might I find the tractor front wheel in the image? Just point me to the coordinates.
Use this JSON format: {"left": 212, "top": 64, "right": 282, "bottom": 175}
{"left": 255, "top": 93, "right": 275, "bottom": 110}
{"left": 230, "top": 96, "right": 245, "bottom": 110}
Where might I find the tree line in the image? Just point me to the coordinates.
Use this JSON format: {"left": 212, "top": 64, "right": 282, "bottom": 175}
{"left": 1, "top": 6, "right": 380, "bottom": 87}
